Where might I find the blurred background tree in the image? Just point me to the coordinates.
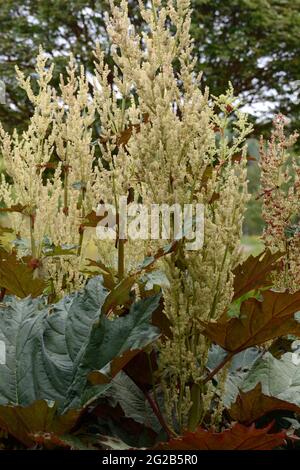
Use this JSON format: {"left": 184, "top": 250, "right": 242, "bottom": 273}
{"left": 0, "top": 0, "right": 299, "bottom": 235}
{"left": 0, "top": 0, "right": 108, "bottom": 132}
{"left": 192, "top": 0, "right": 300, "bottom": 138}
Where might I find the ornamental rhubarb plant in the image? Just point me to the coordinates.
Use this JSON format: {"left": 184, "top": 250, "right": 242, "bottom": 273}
{"left": 0, "top": 0, "right": 299, "bottom": 451}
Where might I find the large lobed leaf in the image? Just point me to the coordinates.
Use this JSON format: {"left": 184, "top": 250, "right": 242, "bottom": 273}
{"left": 232, "top": 249, "right": 283, "bottom": 300}
{"left": 239, "top": 352, "right": 300, "bottom": 407}
{"left": 0, "top": 276, "right": 161, "bottom": 442}
{"left": 229, "top": 383, "right": 300, "bottom": 424}
{"left": 0, "top": 247, "right": 46, "bottom": 298}
{"left": 100, "top": 371, "right": 161, "bottom": 434}
{"left": 66, "top": 293, "right": 161, "bottom": 409}
{"left": 156, "top": 423, "right": 286, "bottom": 450}
{"left": 202, "top": 290, "right": 300, "bottom": 353}
{"left": 223, "top": 351, "right": 300, "bottom": 426}
{"left": 0, "top": 401, "right": 81, "bottom": 447}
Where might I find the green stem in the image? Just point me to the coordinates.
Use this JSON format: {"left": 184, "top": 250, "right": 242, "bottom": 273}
{"left": 63, "top": 164, "right": 69, "bottom": 215}
{"left": 77, "top": 187, "right": 86, "bottom": 256}
{"left": 151, "top": 0, "right": 158, "bottom": 25}
{"left": 29, "top": 213, "right": 36, "bottom": 258}
{"left": 47, "top": 279, "right": 56, "bottom": 305}
{"left": 188, "top": 383, "right": 203, "bottom": 431}
{"left": 111, "top": 171, "right": 125, "bottom": 282}
{"left": 118, "top": 238, "right": 125, "bottom": 282}
{"left": 77, "top": 228, "right": 84, "bottom": 257}
{"left": 120, "top": 95, "right": 126, "bottom": 132}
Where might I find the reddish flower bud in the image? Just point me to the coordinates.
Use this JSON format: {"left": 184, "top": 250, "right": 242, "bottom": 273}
{"left": 27, "top": 258, "right": 40, "bottom": 270}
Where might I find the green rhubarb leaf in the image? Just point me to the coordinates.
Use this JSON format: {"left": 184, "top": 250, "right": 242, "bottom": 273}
{"left": 224, "top": 351, "right": 300, "bottom": 410}
{"left": 0, "top": 276, "right": 161, "bottom": 416}
{"left": 103, "top": 371, "right": 161, "bottom": 433}
{"left": 67, "top": 293, "right": 161, "bottom": 409}
{"left": 241, "top": 352, "right": 300, "bottom": 406}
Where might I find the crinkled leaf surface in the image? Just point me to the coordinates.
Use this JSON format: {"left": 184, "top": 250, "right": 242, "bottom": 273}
{"left": 0, "top": 276, "right": 161, "bottom": 416}
{"left": 103, "top": 371, "right": 161, "bottom": 433}
{"left": 224, "top": 351, "right": 300, "bottom": 411}
{"left": 240, "top": 352, "right": 300, "bottom": 407}
{"left": 0, "top": 277, "right": 106, "bottom": 408}
{"left": 207, "top": 345, "right": 260, "bottom": 374}
{"left": 75, "top": 294, "right": 161, "bottom": 400}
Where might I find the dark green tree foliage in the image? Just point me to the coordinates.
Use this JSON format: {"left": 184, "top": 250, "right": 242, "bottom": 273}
{"left": 191, "top": 0, "right": 300, "bottom": 136}
{"left": 0, "top": 0, "right": 107, "bottom": 132}
{"left": 0, "top": 0, "right": 299, "bottom": 136}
